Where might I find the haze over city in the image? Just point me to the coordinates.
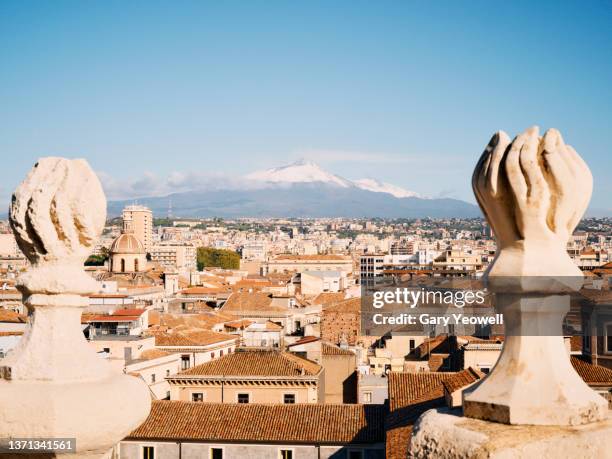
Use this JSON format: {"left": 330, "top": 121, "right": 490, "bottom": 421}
{"left": 1, "top": 1, "right": 611, "bottom": 214}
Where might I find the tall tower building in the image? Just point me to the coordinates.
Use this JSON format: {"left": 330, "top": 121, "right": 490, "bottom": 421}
{"left": 122, "top": 205, "right": 153, "bottom": 252}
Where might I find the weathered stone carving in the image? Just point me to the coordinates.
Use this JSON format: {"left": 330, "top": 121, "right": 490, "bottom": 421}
{"left": 472, "top": 126, "right": 592, "bottom": 281}
{"left": 0, "top": 158, "right": 150, "bottom": 457}
{"left": 465, "top": 126, "right": 607, "bottom": 425}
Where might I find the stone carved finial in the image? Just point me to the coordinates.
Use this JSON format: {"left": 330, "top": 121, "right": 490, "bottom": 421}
{"left": 10, "top": 157, "right": 107, "bottom": 295}
{"left": 463, "top": 126, "right": 607, "bottom": 425}
{"left": 472, "top": 126, "right": 592, "bottom": 280}
{"left": 1, "top": 158, "right": 150, "bottom": 457}
{"left": 10, "top": 157, "right": 106, "bottom": 264}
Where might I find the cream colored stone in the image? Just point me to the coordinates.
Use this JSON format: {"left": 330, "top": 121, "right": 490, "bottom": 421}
{"left": 463, "top": 127, "right": 608, "bottom": 426}
{"left": 472, "top": 127, "right": 592, "bottom": 283}
{"left": 0, "top": 158, "right": 150, "bottom": 458}
{"left": 409, "top": 408, "right": 612, "bottom": 458}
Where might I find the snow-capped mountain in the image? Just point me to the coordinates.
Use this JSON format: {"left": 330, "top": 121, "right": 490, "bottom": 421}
{"left": 107, "top": 159, "right": 480, "bottom": 218}
{"left": 246, "top": 159, "right": 420, "bottom": 198}
{"left": 246, "top": 159, "right": 352, "bottom": 188}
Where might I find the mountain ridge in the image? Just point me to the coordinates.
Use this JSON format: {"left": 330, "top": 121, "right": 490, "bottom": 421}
{"left": 107, "top": 183, "right": 481, "bottom": 218}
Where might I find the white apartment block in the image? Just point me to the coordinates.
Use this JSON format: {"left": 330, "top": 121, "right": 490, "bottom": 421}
{"left": 150, "top": 243, "right": 197, "bottom": 272}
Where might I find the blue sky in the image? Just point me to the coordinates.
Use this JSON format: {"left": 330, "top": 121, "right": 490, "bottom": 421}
{"left": 1, "top": 1, "right": 610, "bottom": 212}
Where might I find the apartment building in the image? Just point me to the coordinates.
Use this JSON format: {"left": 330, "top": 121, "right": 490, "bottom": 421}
{"left": 263, "top": 254, "right": 353, "bottom": 275}
{"left": 122, "top": 205, "right": 153, "bottom": 252}
{"left": 150, "top": 243, "right": 197, "bottom": 272}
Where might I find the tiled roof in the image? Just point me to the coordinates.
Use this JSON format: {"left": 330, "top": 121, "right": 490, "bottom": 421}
{"left": 571, "top": 356, "right": 612, "bottom": 385}
{"left": 322, "top": 343, "right": 355, "bottom": 356}
{"left": 388, "top": 372, "right": 456, "bottom": 411}
{"left": 221, "top": 292, "right": 285, "bottom": 313}
{"left": 310, "top": 292, "right": 347, "bottom": 306}
{"left": 323, "top": 297, "right": 361, "bottom": 313}
{"left": 441, "top": 367, "right": 485, "bottom": 394}
{"left": 386, "top": 372, "right": 454, "bottom": 459}
{"left": 223, "top": 319, "right": 254, "bottom": 330}
{"left": 288, "top": 336, "right": 321, "bottom": 347}
{"left": 177, "top": 350, "right": 322, "bottom": 377}
{"left": 158, "top": 312, "right": 239, "bottom": 330}
{"left": 385, "top": 388, "right": 444, "bottom": 459}
{"left": 128, "top": 401, "right": 385, "bottom": 444}
{"left": 415, "top": 335, "right": 451, "bottom": 358}
{"left": 155, "top": 330, "right": 237, "bottom": 347}
{"left": 139, "top": 349, "right": 172, "bottom": 360}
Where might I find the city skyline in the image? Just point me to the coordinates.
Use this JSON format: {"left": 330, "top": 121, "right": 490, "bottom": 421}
{"left": 1, "top": 1, "right": 611, "bottom": 213}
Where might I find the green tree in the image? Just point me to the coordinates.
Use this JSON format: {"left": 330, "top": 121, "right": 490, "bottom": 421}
{"left": 197, "top": 247, "right": 240, "bottom": 270}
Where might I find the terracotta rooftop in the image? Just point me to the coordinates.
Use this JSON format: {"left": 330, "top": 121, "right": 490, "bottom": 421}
{"left": 386, "top": 372, "right": 454, "bottom": 459}
{"left": 223, "top": 319, "right": 254, "bottom": 330}
{"left": 177, "top": 349, "right": 322, "bottom": 377}
{"left": 221, "top": 292, "right": 285, "bottom": 313}
{"left": 322, "top": 343, "right": 355, "bottom": 356}
{"left": 155, "top": 330, "right": 237, "bottom": 347}
{"left": 441, "top": 367, "right": 485, "bottom": 394}
{"left": 288, "top": 336, "right": 321, "bottom": 347}
{"left": 388, "top": 371, "right": 456, "bottom": 411}
{"left": 323, "top": 297, "right": 361, "bottom": 313}
{"left": 128, "top": 401, "right": 385, "bottom": 444}
{"left": 571, "top": 356, "right": 612, "bottom": 386}
{"left": 158, "top": 312, "right": 239, "bottom": 330}
{"left": 310, "top": 292, "right": 347, "bottom": 307}
{"left": 138, "top": 349, "right": 172, "bottom": 360}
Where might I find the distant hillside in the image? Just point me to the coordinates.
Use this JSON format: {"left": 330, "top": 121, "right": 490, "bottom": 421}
{"left": 107, "top": 183, "right": 481, "bottom": 218}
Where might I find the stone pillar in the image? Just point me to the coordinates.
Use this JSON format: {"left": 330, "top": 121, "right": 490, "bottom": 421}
{"left": 409, "top": 128, "right": 611, "bottom": 457}
{"left": 0, "top": 158, "right": 150, "bottom": 458}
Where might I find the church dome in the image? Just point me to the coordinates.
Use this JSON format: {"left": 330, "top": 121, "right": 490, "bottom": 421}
{"left": 110, "top": 233, "right": 145, "bottom": 254}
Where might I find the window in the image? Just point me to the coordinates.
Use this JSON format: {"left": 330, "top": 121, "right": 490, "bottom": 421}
{"left": 348, "top": 450, "right": 363, "bottom": 459}
{"left": 192, "top": 392, "right": 204, "bottom": 402}
{"left": 181, "top": 355, "right": 190, "bottom": 370}
{"left": 210, "top": 352, "right": 215, "bottom": 359}
{"left": 103, "top": 347, "right": 110, "bottom": 353}
{"left": 279, "top": 449, "right": 293, "bottom": 459}
{"left": 220, "top": 350, "right": 224, "bottom": 357}
{"left": 283, "top": 393, "right": 295, "bottom": 404}
{"left": 606, "top": 323, "right": 612, "bottom": 353}
{"left": 166, "top": 369, "right": 170, "bottom": 377}
{"left": 237, "top": 393, "right": 249, "bottom": 403}
{"left": 363, "top": 391, "right": 372, "bottom": 403}
{"left": 210, "top": 447, "right": 223, "bottom": 459}
{"left": 150, "top": 373, "right": 156, "bottom": 383}
{"left": 142, "top": 446, "right": 155, "bottom": 459}
{"left": 409, "top": 339, "right": 415, "bottom": 351}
